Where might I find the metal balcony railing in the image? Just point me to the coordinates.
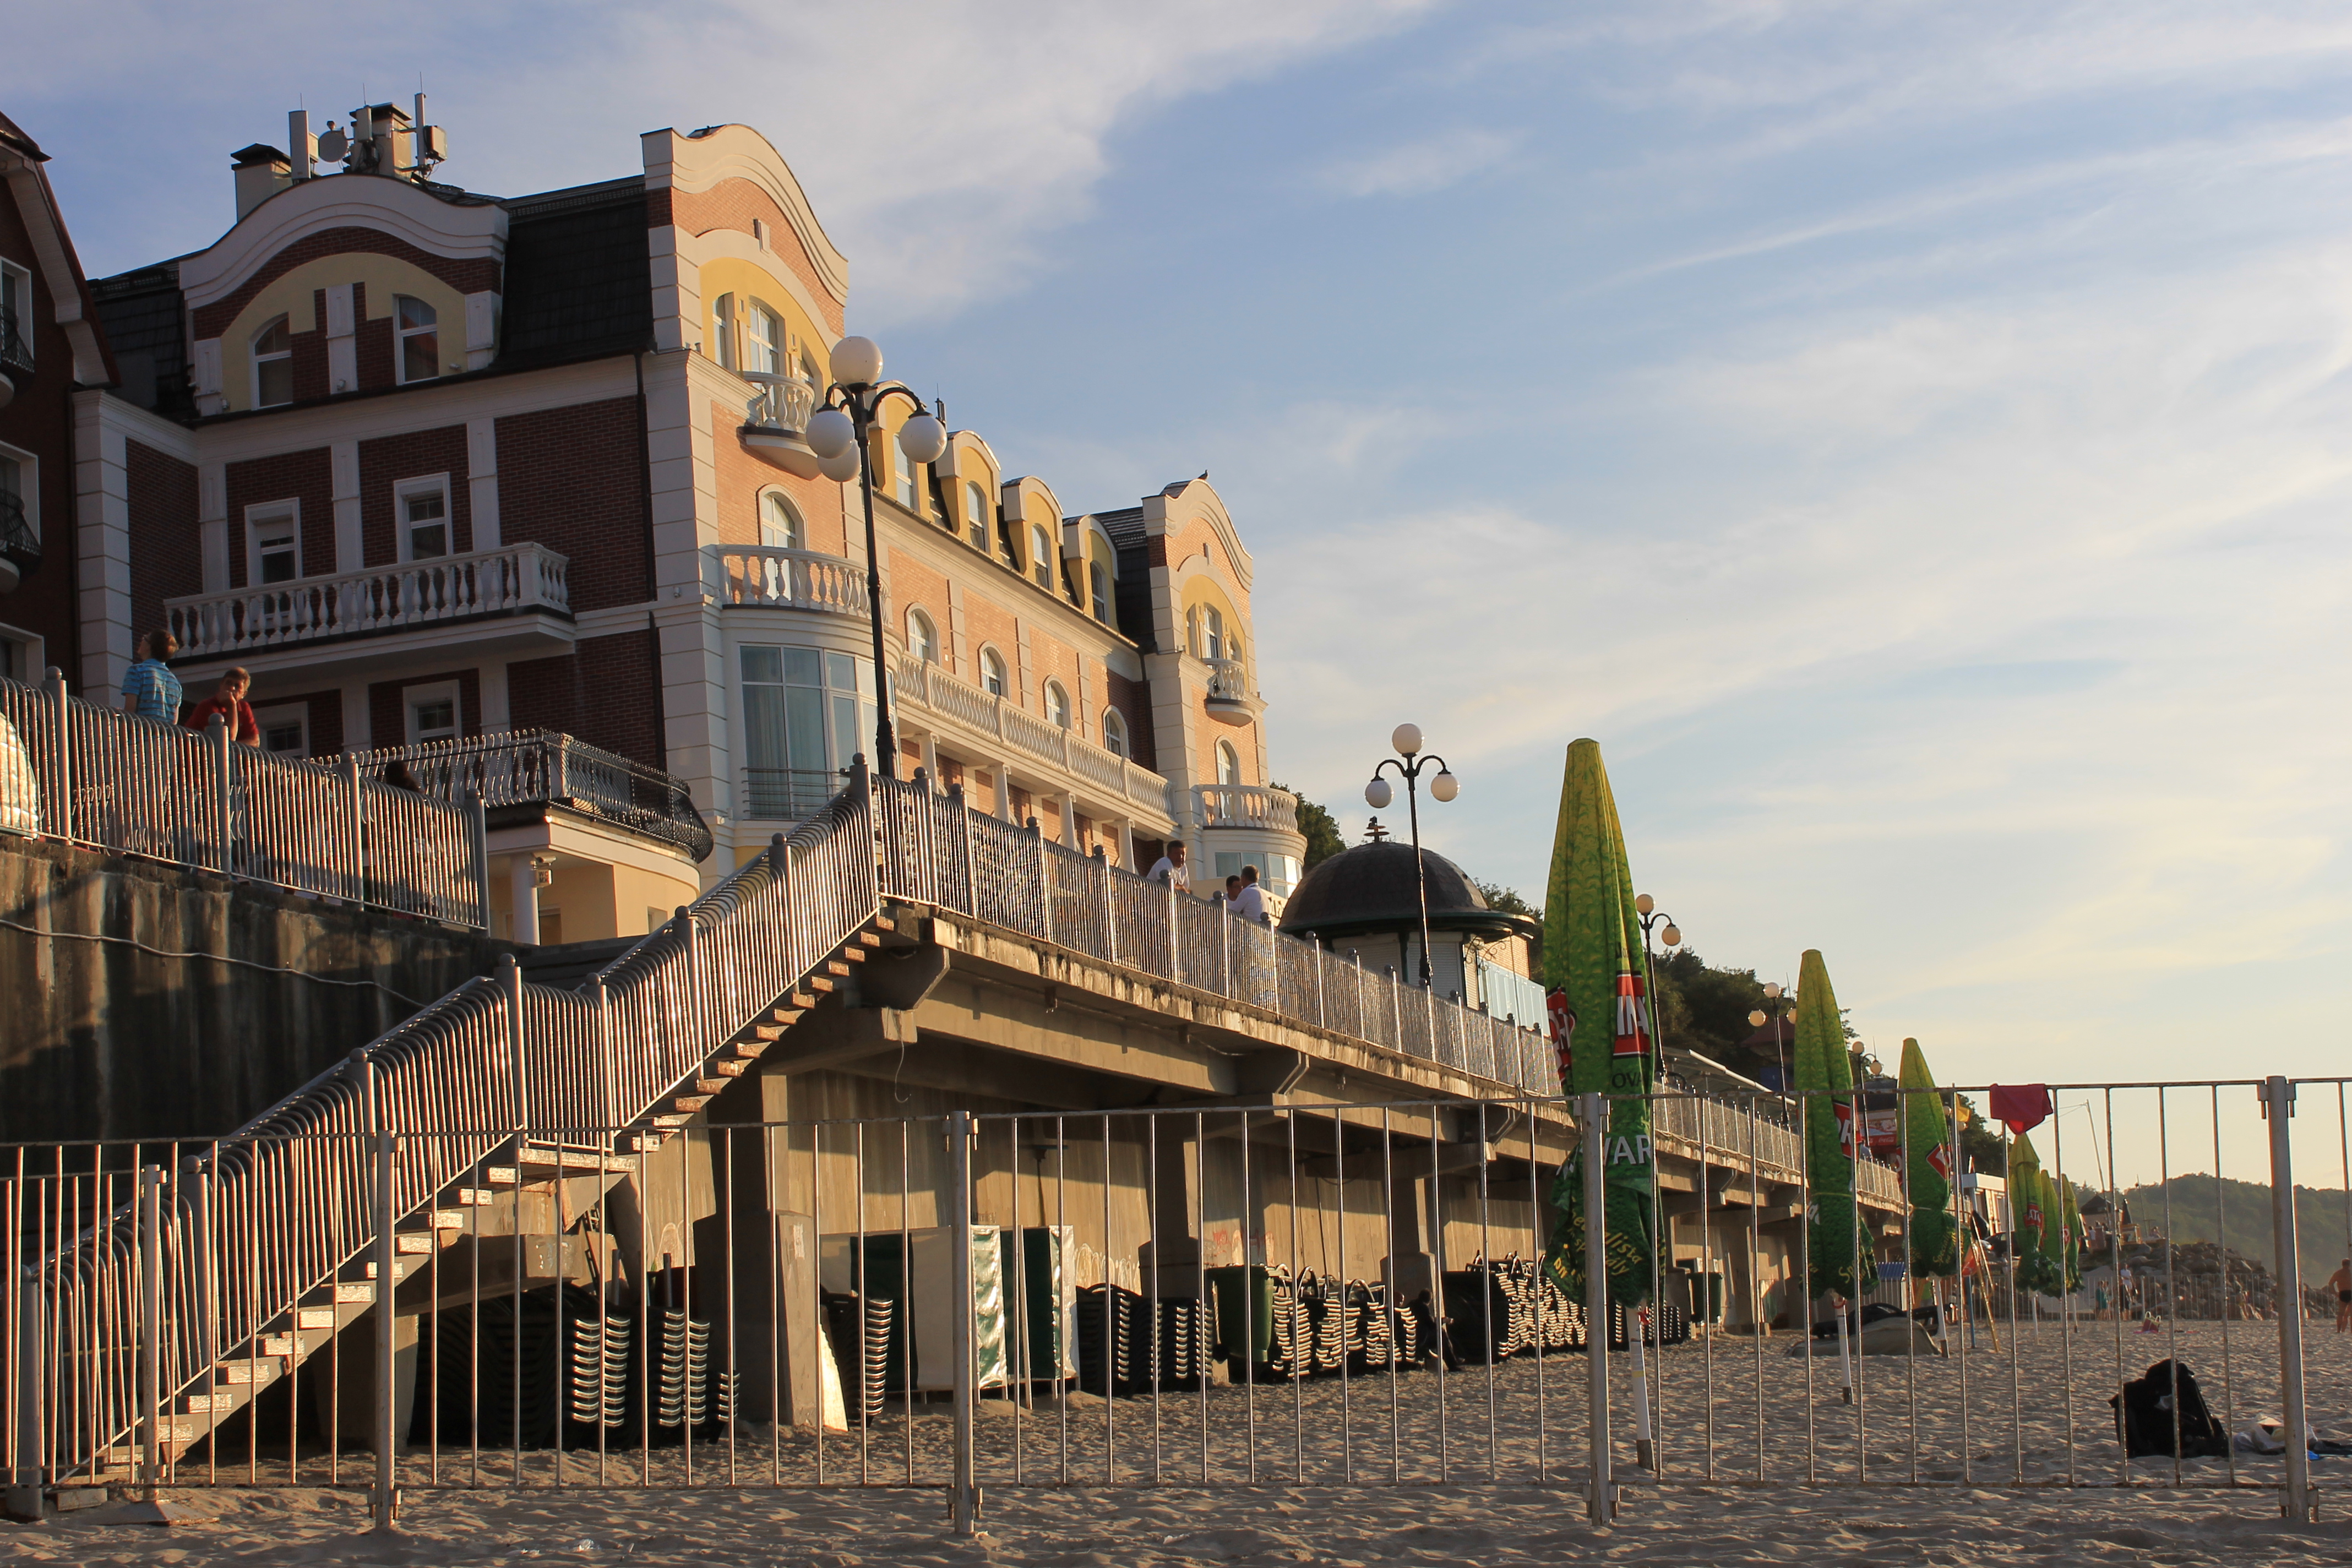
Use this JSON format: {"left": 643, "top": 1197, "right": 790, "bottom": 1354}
{"left": 349, "top": 728, "right": 712, "bottom": 862}
{"left": 740, "top": 765, "right": 847, "bottom": 823}
{"left": 0, "top": 492, "right": 36, "bottom": 565}
{"left": 0, "top": 306, "right": 29, "bottom": 373}
{"left": 712, "top": 546, "right": 869, "bottom": 615}
{"left": 1195, "top": 783, "right": 1300, "bottom": 836}
{"left": 1204, "top": 657, "right": 1254, "bottom": 703}
{"left": 165, "top": 542, "right": 571, "bottom": 661}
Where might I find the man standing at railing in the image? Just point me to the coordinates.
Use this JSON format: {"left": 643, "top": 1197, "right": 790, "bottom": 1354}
{"left": 1234, "top": 863, "right": 1269, "bottom": 925}
{"left": 117, "top": 629, "right": 182, "bottom": 723}
{"left": 181, "top": 667, "right": 259, "bottom": 745}
{"left": 1147, "top": 839, "right": 1190, "bottom": 891}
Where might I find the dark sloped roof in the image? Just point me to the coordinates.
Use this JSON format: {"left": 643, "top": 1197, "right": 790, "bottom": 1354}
{"left": 1277, "top": 840, "right": 1535, "bottom": 943}
{"left": 91, "top": 263, "right": 189, "bottom": 415}
{"left": 493, "top": 177, "right": 651, "bottom": 369}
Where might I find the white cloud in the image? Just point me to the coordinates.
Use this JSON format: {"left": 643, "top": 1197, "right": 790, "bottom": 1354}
{"left": 1320, "top": 127, "right": 1521, "bottom": 197}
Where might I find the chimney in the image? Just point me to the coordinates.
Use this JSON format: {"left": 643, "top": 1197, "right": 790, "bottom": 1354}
{"left": 231, "top": 144, "right": 292, "bottom": 219}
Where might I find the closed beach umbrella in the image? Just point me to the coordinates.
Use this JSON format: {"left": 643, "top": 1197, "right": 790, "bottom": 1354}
{"left": 2053, "top": 1174, "right": 2081, "bottom": 1295}
{"left": 1540, "top": 738, "right": 1654, "bottom": 1305}
{"left": 1794, "top": 950, "right": 1857, "bottom": 1300}
{"left": 2008, "top": 1131, "right": 2061, "bottom": 1296}
{"left": 1899, "top": 1038, "right": 1959, "bottom": 1279}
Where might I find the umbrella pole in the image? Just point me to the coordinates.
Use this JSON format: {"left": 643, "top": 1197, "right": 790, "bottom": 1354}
{"left": 1833, "top": 1293, "right": 1854, "bottom": 1404}
{"left": 1631, "top": 1308, "right": 1654, "bottom": 1468}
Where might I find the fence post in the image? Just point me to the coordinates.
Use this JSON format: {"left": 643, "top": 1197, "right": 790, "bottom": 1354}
{"left": 1581, "top": 1092, "right": 1613, "bottom": 1524}
{"left": 342, "top": 752, "right": 366, "bottom": 907}
{"left": 1030, "top": 817, "right": 1053, "bottom": 945}
{"left": 948, "top": 1108, "right": 979, "bottom": 1538}
{"left": 2264, "top": 1076, "right": 2311, "bottom": 1521}
{"left": 1095, "top": 845, "right": 1117, "bottom": 964}
{"left": 956, "top": 786, "right": 978, "bottom": 918}
{"left": 1387, "top": 965, "right": 1402, "bottom": 1047}
{"left": 1167, "top": 874, "right": 1182, "bottom": 988}
{"left": 6, "top": 1242, "right": 41, "bottom": 1521}
{"left": 464, "top": 791, "right": 489, "bottom": 930}
{"left": 208, "top": 715, "right": 233, "bottom": 875}
{"left": 370, "top": 1114, "right": 399, "bottom": 1533}
{"left": 500, "top": 954, "right": 527, "bottom": 1134}
{"left": 41, "top": 666, "right": 70, "bottom": 844}
{"left": 139, "top": 1164, "right": 164, "bottom": 1498}
{"left": 592, "top": 974, "right": 616, "bottom": 1137}
{"left": 1315, "top": 938, "right": 1326, "bottom": 1030}
{"left": 1219, "top": 900, "right": 1231, "bottom": 998}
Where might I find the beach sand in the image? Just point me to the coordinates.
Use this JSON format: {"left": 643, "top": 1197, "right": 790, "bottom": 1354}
{"left": 14, "top": 1320, "right": 2352, "bottom": 1565}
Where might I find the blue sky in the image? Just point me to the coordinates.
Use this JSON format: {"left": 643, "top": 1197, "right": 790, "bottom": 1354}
{"left": 13, "top": 2, "right": 2351, "bottom": 1180}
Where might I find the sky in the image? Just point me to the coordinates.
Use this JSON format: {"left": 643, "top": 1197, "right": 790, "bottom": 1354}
{"left": 11, "top": 1, "right": 2352, "bottom": 1183}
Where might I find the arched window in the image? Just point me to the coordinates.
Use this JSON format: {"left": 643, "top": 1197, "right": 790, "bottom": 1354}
{"left": 1101, "top": 706, "right": 1128, "bottom": 758}
{"left": 761, "top": 491, "right": 803, "bottom": 550}
{"left": 1031, "top": 525, "right": 1055, "bottom": 591}
{"left": 1046, "top": 680, "right": 1071, "bottom": 729}
{"left": 251, "top": 316, "right": 293, "bottom": 408}
{"left": 1203, "top": 605, "right": 1226, "bottom": 661}
{"left": 965, "top": 481, "right": 990, "bottom": 550}
{"left": 1089, "top": 559, "right": 1112, "bottom": 622}
{"left": 1218, "top": 740, "right": 1242, "bottom": 786}
{"left": 906, "top": 607, "right": 938, "bottom": 663}
{"left": 711, "top": 294, "right": 738, "bottom": 371}
{"left": 980, "top": 647, "right": 1008, "bottom": 698}
{"left": 745, "top": 300, "right": 781, "bottom": 375}
{"left": 395, "top": 296, "right": 440, "bottom": 384}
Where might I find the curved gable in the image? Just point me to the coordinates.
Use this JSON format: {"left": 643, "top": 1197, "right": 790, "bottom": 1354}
{"left": 1142, "top": 477, "right": 1252, "bottom": 591}
{"left": 179, "top": 175, "right": 505, "bottom": 322}
{"left": 644, "top": 125, "right": 848, "bottom": 311}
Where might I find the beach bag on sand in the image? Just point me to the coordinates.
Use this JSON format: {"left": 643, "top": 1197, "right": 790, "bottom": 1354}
{"left": 2111, "top": 1360, "right": 2230, "bottom": 1458}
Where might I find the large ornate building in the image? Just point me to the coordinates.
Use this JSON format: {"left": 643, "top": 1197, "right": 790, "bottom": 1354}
{"left": 38, "top": 103, "right": 1304, "bottom": 943}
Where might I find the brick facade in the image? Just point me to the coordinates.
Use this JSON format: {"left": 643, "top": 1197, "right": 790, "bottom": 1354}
{"left": 358, "top": 423, "right": 472, "bottom": 567}
{"left": 124, "top": 441, "right": 200, "bottom": 640}
{"left": 494, "top": 397, "right": 648, "bottom": 612}
{"left": 0, "top": 178, "right": 82, "bottom": 678}
{"left": 368, "top": 667, "right": 483, "bottom": 749}
{"left": 663, "top": 180, "right": 844, "bottom": 334}
{"left": 222, "top": 447, "right": 334, "bottom": 591}
{"left": 506, "top": 629, "right": 665, "bottom": 771}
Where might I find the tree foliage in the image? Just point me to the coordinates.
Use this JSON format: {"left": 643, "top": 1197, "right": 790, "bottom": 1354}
{"left": 1273, "top": 781, "right": 1347, "bottom": 871}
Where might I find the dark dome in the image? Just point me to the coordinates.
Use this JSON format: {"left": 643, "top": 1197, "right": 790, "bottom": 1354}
{"left": 1277, "top": 840, "right": 1536, "bottom": 943}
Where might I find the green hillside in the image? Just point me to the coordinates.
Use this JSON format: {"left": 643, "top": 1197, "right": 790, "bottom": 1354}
{"left": 2122, "top": 1175, "right": 2352, "bottom": 1284}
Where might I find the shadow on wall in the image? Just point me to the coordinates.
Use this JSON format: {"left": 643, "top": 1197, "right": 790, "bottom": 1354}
{"left": 0, "top": 835, "right": 518, "bottom": 1145}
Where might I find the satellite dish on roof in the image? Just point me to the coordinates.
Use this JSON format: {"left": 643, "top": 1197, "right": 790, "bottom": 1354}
{"left": 317, "top": 124, "right": 349, "bottom": 162}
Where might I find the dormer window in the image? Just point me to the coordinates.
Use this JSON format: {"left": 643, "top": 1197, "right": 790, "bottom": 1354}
{"left": 894, "top": 447, "right": 918, "bottom": 510}
{"left": 1090, "top": 559, "right": 1112, "bottom": 622}
{"left": 711, "top": 294, "right": 738, "bottom": 371}
{"left": 1031, "top": 525, "right": 1055, "bottom": 591}
{"left": 252, "top": 316, "right": 293, "bottom": 408}
{"left": 965, "top": 482, "right": 989, "bottom": 551}
{"left": 395, "top": 296, "right": 440, "bottom": 384}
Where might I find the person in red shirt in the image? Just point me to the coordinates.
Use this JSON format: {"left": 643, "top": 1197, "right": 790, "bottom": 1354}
{"left": 181, "top": 667, "right": 260, "bottom": 746}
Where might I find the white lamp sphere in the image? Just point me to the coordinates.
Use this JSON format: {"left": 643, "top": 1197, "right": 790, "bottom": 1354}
{"left": 1391, "top": 722, "right": 1422, "bottom": 756}
{"left": 1660, "top": 923, "right": 1681, "bottom": 948}
{"left": 1635, "top": 892, "right": 1655, "bottom": 915}
{"left": 830, "top": 335, "right": 883, "bottom": 386}
{"left": 805, "top": 407, "right": 855, "bottom": 460}
{"left": 1429, "top": 769, "right": 1459, "bottom": 803}
{"left": 1365, "top": 777, "right": 1393, "bottom": 810}
{"left": 1763, "top": 982, "right": 1782, "bottom": 999}
{"left": 818, "top": 443, "right": 862, "bottom": 482}
{"left": 898, "top": 412, "right": 948, "bottom": 465}
{"left": 1749, "top": 1010, "right": 1768, "bottom": 1027}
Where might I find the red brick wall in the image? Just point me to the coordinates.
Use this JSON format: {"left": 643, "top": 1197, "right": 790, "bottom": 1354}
{"left": 0, "top": 188, "right": 83, "bottom": 677}
{"left": 358, "top": 424, "right": 471, "bottom": 566}
{"left": 353, "top": 281, "right": 395, "bottom": 391}
{"left": 223, "top": 447, "right": 334, "bottom": 590}
{"left": 494, "top": 397, "right": 648, "bottom": 613}
{"left": 665, "top": 180, "right": 844, "bottom": 334}
{"left": 124, "top": 441, "right": 201, "bottom": 649}
{"left": 249, "top": 687, "right": 344, "bottom": 757}
{"left": 886, "top": 547, "right": 953, "bottom": 674}
{"left": 505, "top": 629, "right": 664, "bottom": 770}
{"left": 291, "top": 288, "right": 331, "bottom": 402}
{"left": 710, "top": 396, "right": 848, "bottom": 554}
{"left": 188, "top": 228, "right": 498, "bottom": 341}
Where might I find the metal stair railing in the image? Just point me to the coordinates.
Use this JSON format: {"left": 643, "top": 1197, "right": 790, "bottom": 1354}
{"left": 28, "top": 764, "right": 880, "bottom": 1484}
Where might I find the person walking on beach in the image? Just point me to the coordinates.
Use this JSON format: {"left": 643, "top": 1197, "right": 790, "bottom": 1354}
{"left": 2328, "top": 1258, "right": 2351, "bottom": 1333}
{"left": 117, "top": 629, "right": 182, "bottom": 723}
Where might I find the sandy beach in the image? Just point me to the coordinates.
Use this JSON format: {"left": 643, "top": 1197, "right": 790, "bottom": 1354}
{"left": 16, "top": 1320, "right": 2352, "bottom": 1565}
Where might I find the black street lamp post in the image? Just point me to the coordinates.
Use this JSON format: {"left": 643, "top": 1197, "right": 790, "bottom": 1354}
{"left": 1748, "top": 982, "right": 1795, "bottom": 1099}
{"left": 1634, "top": 893, "right": 1681, "bottom": 1072}
{"left": 1364, "top": 724, "right": 1458, "bottom": 988}
{"left": 803, "top": 335, "right": 947, "bottom": 782}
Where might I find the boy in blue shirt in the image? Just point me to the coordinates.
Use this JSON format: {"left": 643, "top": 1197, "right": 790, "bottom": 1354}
{"left": 118, "top": 629, "right": 183, "bottom": 723}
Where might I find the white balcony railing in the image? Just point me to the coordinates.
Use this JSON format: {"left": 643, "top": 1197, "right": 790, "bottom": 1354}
{"left": 167, "top": 543, "right": 571, "bottom": 661}
{"left": 1204, "top": 657, "right": 1253, "bottom": 701}
{"left": 712, "top": 546, "right": 869, "bottom": 616}
{"left": 1195, "top": 783, "right": 1301, "bottom": 837}
{"left": 892, "top": 650, "right": 1170, "bottom": 817}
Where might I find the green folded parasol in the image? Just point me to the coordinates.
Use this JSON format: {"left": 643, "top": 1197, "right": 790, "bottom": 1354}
{"left": 1898, "top": 1038, "right": 1960, "bottom": 1278}
{"left": 1794, "top": 949, "right": 1857, "bottom": 1299}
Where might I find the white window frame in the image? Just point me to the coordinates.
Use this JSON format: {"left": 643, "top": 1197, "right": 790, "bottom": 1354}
{"left": 0, "top": 261, "right": 31, "bottom": 367}
{"left": 979, "top": 646, "right": 1008, "bottom": 698}
{"left": 745, "top": 300, "right": 781, "bottom": 375}
{"left": 906, "top": 607, "right": 938, "bottom": 664}
{"left": 1101, "top": 706, "right": 1127, "bottom": 758}
{"left": 1204, "top": 605, "right": 1225, "bottom": 661}
{"left": 393, "top": 473, "right": 454, "bottom": 562}
{"left": 1218, "top": 739, "right": 1242, "bottom": 786}
{"left": 251, "top": 314, "right": 293, "bottom": 409}
{"left": 1045, "top": 679, "right": 1071, "bottom": 730}
{"left": 964, "top": 481, "right": 990, "bottom": 552}
{"left": 0, "top": 441, "right": 35, "bottom": 547}
{"left": 0, "top": 618, "right": 44, "bottom": 688}
{"left": 404, "top": 679, "right": 462, "bottom": 745}
{"left": 893, "top": 441, "right": 919, "bottom": 511}
{"left": 1090, "top": 558, "right": 1111, "bottom": 622}
{"left": 254, "top": 701, "right": 310, "bottom": 758}
{"left": 393, "top": 295, "right": 443, "bottom": 386}
{"left": 245, "top": 499, "right": 302, "bottom": 587}
{"left": 1031, "top": 525, "right": 1055, "bottom": 591}
{"left": 760, "top": 489, "right": 804, "bottom": 549}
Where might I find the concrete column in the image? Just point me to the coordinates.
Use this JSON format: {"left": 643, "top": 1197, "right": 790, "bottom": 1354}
{"left": 511, "top": 854, "right": 541, "bottom": 945}
{"left": 997, "top": 759, "right": 1016, "bottom": 820}
{"left": 1381, "top": 1170, "right": 1436, "bottom": 1310}
{"left": 1136, "top": 1124, "right": 1204, "bottom": 1307}
{"left": 919, "top": 732, "right": 941, "bottom": 786}
{"left": 730, "top": 1071, "right": 822, "bottom": 1428}
{"left": 1115, "top": 819, "right": 1136, "bottom": 873}
{"left": 1059, "top": 791, "right": 1080, "bottom": 850}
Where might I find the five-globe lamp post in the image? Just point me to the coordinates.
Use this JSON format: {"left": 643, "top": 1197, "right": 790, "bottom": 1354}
{"left": 1747, "top": 981, "right": 1795, "bottom": 1100}
{"left": 1634, "top": 893, "right": 1681, "bottom": 1067}
{"left": 1364, "top": 725, "right": 1458, "bottom": 989}
{"left": 794, "top": 335, "right": 948, "bottom": 782}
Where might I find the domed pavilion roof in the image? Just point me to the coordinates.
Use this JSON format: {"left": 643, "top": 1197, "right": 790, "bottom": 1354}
{"left": 1277, "top": 838, "right": 1538, "bottom": 945}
